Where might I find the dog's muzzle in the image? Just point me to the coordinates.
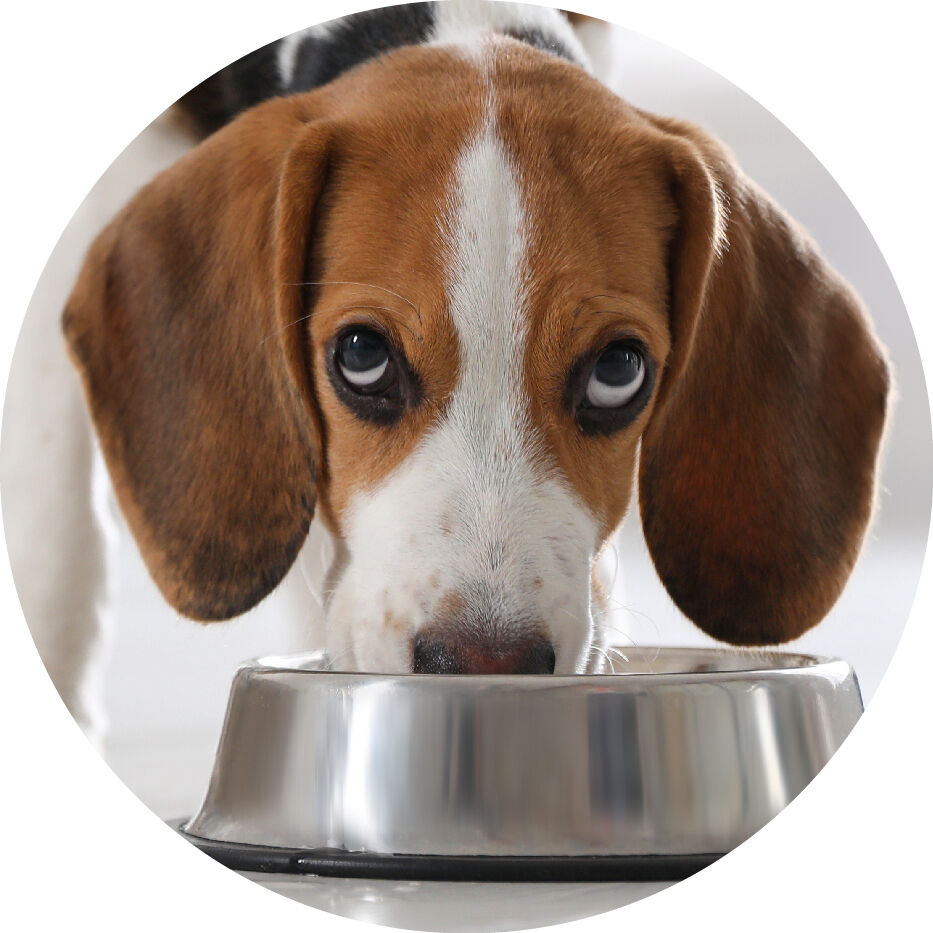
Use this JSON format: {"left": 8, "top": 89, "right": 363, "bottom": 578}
{"left": 412, "top": 628, "right": 556, "bottom": 675}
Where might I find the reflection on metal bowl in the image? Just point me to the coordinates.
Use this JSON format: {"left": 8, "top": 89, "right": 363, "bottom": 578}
{"left": 178, "top": 647, "right": 862, "bottom": 880}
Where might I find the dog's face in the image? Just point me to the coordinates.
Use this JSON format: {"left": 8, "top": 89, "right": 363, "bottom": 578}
{"left": 308, "top": 49, "right": 672, "bottom": 672}
{"left": 63, "top": 42, "right": 889, "bottom": 672}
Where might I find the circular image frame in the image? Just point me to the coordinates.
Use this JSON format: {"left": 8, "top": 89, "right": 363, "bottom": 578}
{"left": 2, "top": 2, "right": 930, "bottom": 930}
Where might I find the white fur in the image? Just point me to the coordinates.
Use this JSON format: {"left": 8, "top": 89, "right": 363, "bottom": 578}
{"left": 277, "top": 21, "right": 338, "bottom": 88}
{"left": 323, "top": 102, "right": 601, "bottom": 673}
{"left": 429, "top": 0, "right": 591, "bottom": 70}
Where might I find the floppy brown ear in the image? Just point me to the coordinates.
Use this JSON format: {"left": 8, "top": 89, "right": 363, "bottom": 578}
{"left": 63, "top": 97, "right": 329, "bottom": 620}
{"left": 639, "top": 115, "right": 891, "bottom": 645}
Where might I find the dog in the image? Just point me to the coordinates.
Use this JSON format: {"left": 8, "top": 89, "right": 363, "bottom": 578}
{"left": 8, "top": 1, "right": 889, "bottom": 742}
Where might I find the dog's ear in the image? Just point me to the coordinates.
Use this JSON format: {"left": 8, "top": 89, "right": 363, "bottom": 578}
{"left": 63, "top": 97, "right": 329, "bottom": 621}
{"left": 638, "top": 114, "right": 890, "bottom": 645}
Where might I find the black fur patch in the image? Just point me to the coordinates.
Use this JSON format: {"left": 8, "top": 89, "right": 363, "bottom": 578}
{"left": 289, "top": 2, "right": 436, "bottom": 92}
{"left": 504, "top": 27, "right": 578, "bottom": 63}
{"left": 179, "top": 39, "right": 285, "bottom": 137}
{"left": 178, "top": 3, "right": 583, "bottom": 136}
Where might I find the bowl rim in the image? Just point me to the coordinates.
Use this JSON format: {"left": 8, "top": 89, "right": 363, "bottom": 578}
{"left": 238, "top": 646, "right": 854, "bottom": 687}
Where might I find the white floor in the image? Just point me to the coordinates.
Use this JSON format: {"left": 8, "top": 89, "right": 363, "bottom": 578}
{"left": 238, "top": 874, "right": 671, "bottom": 932}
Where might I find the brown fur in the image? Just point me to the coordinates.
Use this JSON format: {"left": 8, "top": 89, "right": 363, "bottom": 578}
{"left": 494, "top": 47, "right": 889, "bottom": 643}
{"left": 637, "top": 114, "right": 891, "bottom": 642}
{"left": 63, "top": 96, "right": 330, "bottom": 620}
{"left": 303, "top": 51, "right": 485, "bottom": 525}
{"left": 491, "top": 47, "right": 675, "bottom": 534}
{"left": 63, "top": 49, "right": 483, "bottom": 620}
{"left": 63, "top": 42, "right": 889, "bottom": 646}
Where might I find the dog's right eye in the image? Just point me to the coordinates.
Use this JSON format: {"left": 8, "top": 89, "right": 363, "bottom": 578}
{"left": 328, "top": 326, "right": 420, "bottom": 426}
{"left": 336, "top": 328, "right": 394, "bottom": 393}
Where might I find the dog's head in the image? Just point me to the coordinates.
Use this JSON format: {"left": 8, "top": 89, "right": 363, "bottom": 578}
{"left": 63, "top": 41, "right": 889, "bottom": 673}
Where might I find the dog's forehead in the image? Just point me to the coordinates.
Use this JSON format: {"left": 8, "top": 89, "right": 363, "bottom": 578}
{"left": 310, "top": 41, "right": 670, "bottom": 528}
{"left": 316, "top": 41, "right": 672, "bottom": 300}
{"left": 326, "top": 40, "right": 640, "bottom": 175}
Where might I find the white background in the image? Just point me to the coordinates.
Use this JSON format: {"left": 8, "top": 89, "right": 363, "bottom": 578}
{"left": 1, "top": 1, "right": 931, "bottom": 930}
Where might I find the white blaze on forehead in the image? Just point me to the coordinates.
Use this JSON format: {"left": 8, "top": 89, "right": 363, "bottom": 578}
{"left": 444, "top": 123, "right": 528, "bottom": 452}
{"left": 327, "top": 90, "right": 599, "bottom": 674}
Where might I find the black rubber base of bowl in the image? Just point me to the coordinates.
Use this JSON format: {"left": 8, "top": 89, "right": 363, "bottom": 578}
{"left": 172, "top": 821, "right": 721, "bottom": 882}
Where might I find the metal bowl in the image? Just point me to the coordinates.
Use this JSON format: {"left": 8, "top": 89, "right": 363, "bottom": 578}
{"left": 179, "top": 647, "right": 861, "bottom": 881}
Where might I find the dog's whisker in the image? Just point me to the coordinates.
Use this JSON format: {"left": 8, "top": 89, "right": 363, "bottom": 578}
{"left": 597, "top": 618, "right": 637, "bottom": 638}
{"left": 320, "top": 304, "right": 424, "bottom": 342}
{"left": 605, "top": 645, "right": 632, "bottom": 664}
{"left": 285, "top": 280, "right": 422, "bottom": 325}
{"left": 321, "top": 648, "right": 356, "bottom": 672}
{"left": 258, "top": 299, "right": 423, "bottom": 349}
{"left": 595, "top": 619, "right": 642, "bottom": 650}
{"left": 296, "top": 548, "right": 324, "bottom": 610}
{"left": 584, "top": 642, "right": 606, "bottom": 673}
{"left": 258, "top": 312, "right": 314, "bottom": 346}
{"left": 606, "top": 642, "right": 661, "bottom": 673}
{"left": 612, "top": 605, "right": 663, "bottom": 644}
{"left": 601, "top": 597, "right": 661, "bottom": 632}
{"left": 588, "top": 642, "right": 623, "bottom": 674}
{"left": 586, "top": 644, "right": 607, "bottom": 673}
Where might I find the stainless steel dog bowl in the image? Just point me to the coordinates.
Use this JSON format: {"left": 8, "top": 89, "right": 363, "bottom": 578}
{"left": 179, "top": 647, "right": 862, "bottom": 881}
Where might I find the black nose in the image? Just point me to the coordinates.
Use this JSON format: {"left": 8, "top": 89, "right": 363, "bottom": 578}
{"left": 412, "top": 631, "right": 556, "bottom": 674}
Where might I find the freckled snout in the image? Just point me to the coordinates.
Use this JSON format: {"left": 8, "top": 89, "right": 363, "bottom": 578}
{"left": 412, "top": 628, "right": 556, "bottom": 674}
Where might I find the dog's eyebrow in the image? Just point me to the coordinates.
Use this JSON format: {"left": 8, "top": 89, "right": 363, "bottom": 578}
{"left": 285, "top": 280, "right": 421, "bottom": 321}
{"left": 263, "top": 279, "right": 424, "bottom": 349}
{"left": 570, "top": 295, "right": 648, "bottom": 335}
{"left": 573, "top": 293, "right": 644, "bottom": 311}
{"left": 324, "top": 305, "right": 423, "bottom": 343}
{"left": 259, "top": 304, "right": 423, "bottom": 348}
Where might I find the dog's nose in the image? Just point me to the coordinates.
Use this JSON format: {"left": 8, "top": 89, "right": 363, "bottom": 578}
{"left": 412, "top": 631, "right": 556, "bottom": 674}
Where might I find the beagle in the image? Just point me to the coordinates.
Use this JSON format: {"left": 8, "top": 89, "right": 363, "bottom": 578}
{"left": 32, "top": 2, "right": 891, "bottom": 728}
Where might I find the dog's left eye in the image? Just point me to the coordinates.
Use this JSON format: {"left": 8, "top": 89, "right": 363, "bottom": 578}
{"left": 568, "top": 338, "right": 654, "bottom": 436}
{"left": 336, "top": 328, "right": 394, "bottom": 392}
{"left": 585, "top": 342, "right": 645, "bottom": 408}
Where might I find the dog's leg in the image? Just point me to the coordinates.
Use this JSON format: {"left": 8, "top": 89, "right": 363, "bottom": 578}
{"left": 2, "top": 287, "right": 117, "bottom": 750}
{"left": 2, "top": 110, "right": 196, "bottom": 749}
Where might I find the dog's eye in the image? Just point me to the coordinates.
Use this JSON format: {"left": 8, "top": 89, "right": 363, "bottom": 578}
{"left": 336, "top": 328, "right": 393, "bottom": 392}
{"left": 569, "top": 338, "right": 654, "bottom": 436}
{"left": 328, "top": 326, "right": 419, "bottom": 425}
{"left": 584, "top": 342, "right": 645, "bottom": 408}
